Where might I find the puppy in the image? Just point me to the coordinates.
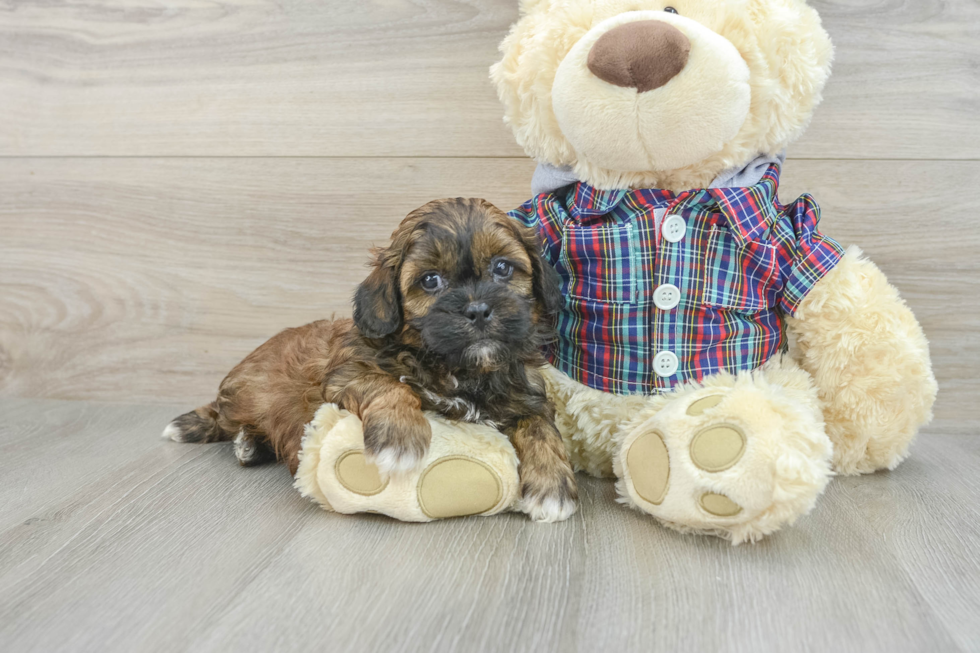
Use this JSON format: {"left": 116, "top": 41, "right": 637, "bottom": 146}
{"left": 163, "top": 198, "right": 578, "bottom": 522}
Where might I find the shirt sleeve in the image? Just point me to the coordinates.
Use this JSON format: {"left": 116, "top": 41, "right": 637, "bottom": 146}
{"left": 508, "top": 194, "right": 564, "bottom": 267}
{"left": 776, "top": 193, "right": 846, "bottom": 315}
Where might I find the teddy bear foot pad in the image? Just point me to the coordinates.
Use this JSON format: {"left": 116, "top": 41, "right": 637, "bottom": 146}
{"left": 615, "top": 374, "right": 833, "bottom": 544}
{"left": 627, "top": 409, "right": 747, "bottom": 517}
{"left": 332, "top": 449, "right": 505, "bottom": 519}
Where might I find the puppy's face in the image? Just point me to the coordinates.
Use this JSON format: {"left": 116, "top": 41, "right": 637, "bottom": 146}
{"left": 353, "top": 198, "right": 561, "bottom": 371}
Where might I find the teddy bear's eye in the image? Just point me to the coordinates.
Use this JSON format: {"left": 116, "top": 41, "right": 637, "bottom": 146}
{"left": 664, "top": 6, "right": 678, "bottom": 13}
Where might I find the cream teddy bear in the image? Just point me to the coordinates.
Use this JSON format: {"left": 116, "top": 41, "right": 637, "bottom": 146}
{"left": 297, "top": 0, "right": 937, "bottom": 543}
{"left": 489, "top": 0, "right": 937, "bottom": 541}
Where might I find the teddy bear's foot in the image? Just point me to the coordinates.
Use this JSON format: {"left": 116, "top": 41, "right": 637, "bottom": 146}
{"left": 614, "top": 365, "right": 834, "bottom": 544}
{"left": 294, "top": 404, "right": 522, "bottom": 521}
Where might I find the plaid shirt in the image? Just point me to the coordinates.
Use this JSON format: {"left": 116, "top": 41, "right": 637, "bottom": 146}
{"left": 509, "top": 164, "right": 845, "bottom": 395}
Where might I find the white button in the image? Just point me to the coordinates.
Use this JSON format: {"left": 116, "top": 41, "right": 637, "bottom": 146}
{"left": 654, "top": 284, "right": 680, "bottom": 310}
{"left": 662, "top": 215, "right": 686, "bottom": 242}
{"left": 654, "top": 351, "right": 679, "bottom": 377}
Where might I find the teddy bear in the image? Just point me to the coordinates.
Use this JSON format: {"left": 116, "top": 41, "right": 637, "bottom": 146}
{"left": 296, "top": 0, "right": 937, "bottom": 543}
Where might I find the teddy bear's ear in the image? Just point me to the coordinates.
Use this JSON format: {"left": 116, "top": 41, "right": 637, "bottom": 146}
{"left": 748, "top": 0, "right": 834, "bottom": 148}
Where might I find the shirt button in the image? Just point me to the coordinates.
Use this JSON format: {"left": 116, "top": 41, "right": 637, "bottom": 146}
{"left": 653, "top": 284, "right": 680, "bottom": 310}
{"left": 662, "top": 215, "right": 686, "bottom": 243}
{"left": 654, "top": 351, "right": 679, "bottom": 377}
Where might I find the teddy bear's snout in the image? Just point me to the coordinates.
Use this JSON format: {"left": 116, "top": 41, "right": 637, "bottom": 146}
{"left": 587, "top": 20, "right": 690, "bottom": 93}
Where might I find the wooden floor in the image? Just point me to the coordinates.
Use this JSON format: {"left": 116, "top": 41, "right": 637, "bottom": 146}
{"left": 2, "top": 1, "right": 979, "bottom": 651}
{"left": 2, "top": 397, "right": 980, "bottom": 653}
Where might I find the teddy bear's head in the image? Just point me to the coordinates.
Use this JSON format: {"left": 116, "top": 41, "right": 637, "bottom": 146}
{"left": 491, "top": 0, "right": 832, "bottom": 191}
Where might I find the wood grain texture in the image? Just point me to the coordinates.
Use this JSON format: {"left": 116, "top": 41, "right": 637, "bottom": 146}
{"left": 1, "top": 158, "right": 976, "bottom": 435}
{"left": 0, "top": 156, "right": 536, "bottom": 406}
{"left": 0, "top": 0, "right": 977, "bottom": 159}
{"left": 0, "top": 396, "right": 977, "bottom": 653}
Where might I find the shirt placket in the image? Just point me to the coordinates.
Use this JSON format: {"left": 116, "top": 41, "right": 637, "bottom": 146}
{"left": 650, "top": 194, "right": 695, "bottom": 392}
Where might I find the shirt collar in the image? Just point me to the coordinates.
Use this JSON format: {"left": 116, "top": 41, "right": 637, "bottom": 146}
{"left": 566, "top": 184, "right": 632, "bottom": 221}
{"left": 702, "top": 163, "right": 781, "bottom": 244}
{"left": 562, "top": 162, "right": 782, "bottom": 245}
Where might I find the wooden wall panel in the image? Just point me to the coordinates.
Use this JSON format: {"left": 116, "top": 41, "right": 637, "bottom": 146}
{"left": 0, "top": 1, "right": 977, "bottom": 158}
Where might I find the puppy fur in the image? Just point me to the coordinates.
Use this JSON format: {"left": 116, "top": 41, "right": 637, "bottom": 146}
{"left": 164, "top": 198, "right": 578, "bottom": 522}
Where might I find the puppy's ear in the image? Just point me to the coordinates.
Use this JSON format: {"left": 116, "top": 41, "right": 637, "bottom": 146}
{"left": 530, "top": 242, "right": 563, "bottom": 316}
{"left": 353, "top": 205, "right": 435, "bottom": 338}
{"left": 518, "top": 226, "right": 563, "bottom": 317}
{"left": 493, "top": 207, "right": 563, "bottom": 317}
{"left": 353, "top": 250, "right": 402, "bottom": 338}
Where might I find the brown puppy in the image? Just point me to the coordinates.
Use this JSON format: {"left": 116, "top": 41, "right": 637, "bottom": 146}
{"left": 163, "top": 198, "right": 577, "bottom": 522}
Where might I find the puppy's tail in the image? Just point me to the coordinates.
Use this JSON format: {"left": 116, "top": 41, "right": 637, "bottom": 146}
{"left": 162, "top": 402, "right": 233, "bottom": 443}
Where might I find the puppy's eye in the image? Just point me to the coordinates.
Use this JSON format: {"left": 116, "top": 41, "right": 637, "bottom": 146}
{"left": 491, "top": 259, "right": 514, "bottom": 280}
{"left": 420, "top": 273, "right": 444, "bottom": 292}
{"left": 664, "top": 6, "right": 678, "bottom": 14}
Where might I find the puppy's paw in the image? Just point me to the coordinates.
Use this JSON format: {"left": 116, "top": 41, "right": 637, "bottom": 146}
{"left": 372, "top": 446, "right": 424, "bottom": 476}
{"left": 363, "top": 407, "right": 432, "bottom": 477}
{"left": 521, "top": 492, "right": 578, "bottom": 523}
{"left": 519, "top": 464, "right": 578, "bottom": 523}
{"left": 234, "top": 430, "right": 257, "bottom": 463}
{"left": 234, "top": 429, "right": 275, "bottom": 467}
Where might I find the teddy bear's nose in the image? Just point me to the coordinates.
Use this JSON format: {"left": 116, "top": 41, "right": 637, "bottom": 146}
{"left": 587, "top": 20, "right": 691, "bottom": 93}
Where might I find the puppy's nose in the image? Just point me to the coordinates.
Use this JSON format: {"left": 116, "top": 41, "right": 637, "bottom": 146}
{"left": 587, "top": 20, "right": 690, "bottom": 93}
{"left": 463, "top": 302, "right": 493, "bottom": 328}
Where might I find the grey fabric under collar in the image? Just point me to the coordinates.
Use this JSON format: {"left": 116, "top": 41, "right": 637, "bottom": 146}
{"left": 529, "top": 151, "right": 787, "bottom": 197}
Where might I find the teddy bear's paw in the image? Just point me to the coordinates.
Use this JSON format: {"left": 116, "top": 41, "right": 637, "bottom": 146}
{"left": 615, "top": 380, "right": 833, "bottom": 544}
{"left": 621, "top": 392, "right": 747, "bottom": 514}
{"left": 296, "top": 405, "right": 523, "bottom": 522}
{"left": 625, "top": 418, "right": 747, "bottom": 514}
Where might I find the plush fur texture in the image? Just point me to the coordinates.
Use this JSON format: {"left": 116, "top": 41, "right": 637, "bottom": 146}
{"left": 491, "top": 0, "right": 832, "bottom": 190}
{"left": 541, "top": 362, "right": 647, "bottom": 478}
{"left": 787, "top": 247, "right": 938, "bottom": 475}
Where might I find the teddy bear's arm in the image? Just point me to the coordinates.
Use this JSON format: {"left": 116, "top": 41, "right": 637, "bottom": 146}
{"left": 785, "top": 246, "right": 937, "bottom": 474}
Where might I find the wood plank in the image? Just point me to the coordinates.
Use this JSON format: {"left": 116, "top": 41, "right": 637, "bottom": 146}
{"left": 0, "top": 0, "right": 518, "bottom": 157}
{"left": 801, "top": 0, "right": 980, "bottom": 160}
{"left": 0, "top": 397, "right": 977, "bottom": 652}
{"left": 0, "top": 1, "right": 977, "bottom": 159}
{"left": 0, "top": 398, "right": 318, "bottom": 653}
{"left": 1, "top": 158, "right": 975, "bottom": 435}
{"left": 832, "top": 435, "right": 980, "bottom": 652}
